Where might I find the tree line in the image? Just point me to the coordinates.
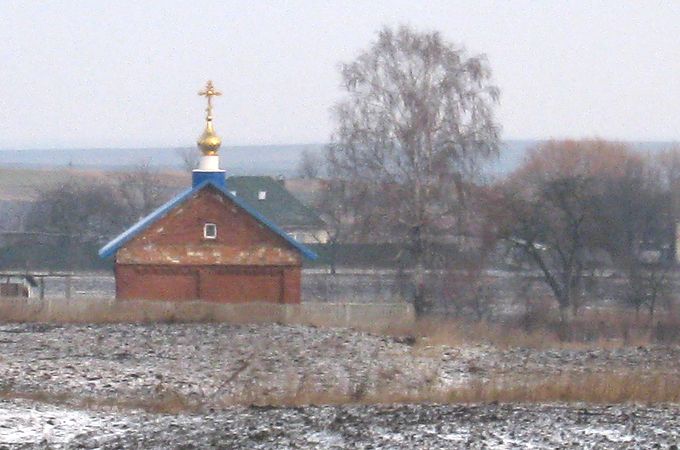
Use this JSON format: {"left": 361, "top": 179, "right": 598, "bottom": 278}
{"left": 303, "top": 25, "right": 679, "bottom": 320}
{"left": 0, "top": 163, "right": 169, "bottom": 270}
{"left": 491, "top": 140, "right": 676, "bottom": 321}
{"left": 309, "top": 138, "right": 680, "bottom": 321}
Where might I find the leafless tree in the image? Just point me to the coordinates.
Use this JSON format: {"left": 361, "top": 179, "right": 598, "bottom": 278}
{"left": 493, "top": 141, "right": 627, "bottom": 320}
{"left": 591, "top": 156, "right": 673, "bottom": 319}
{"left": 176, "top": 147, "right": 199, "bottom": 172}
{"left": 497, "top": 140, "right": 675, "bottom": 322}
{"left": 441, "top": 245, "right": 495, "bottom": 321}
{"left": 653, "top": 146, "right": 680, "bottom": 200}
{"left": 24, "top": 182, "right": 128, "bottom": 269}
{"left": 327, "top": 25, "right": 500, "bottom": 315}
{"left": 651, "top": 146, "right": 680, "bottom": 244}
{"left": 497, "top": 175, "right": 598, "bottom": 322}
{"left": 116, "top": 161, "right": 167, "bottom": 223}
{"left": 297, "top": 149, "right": 323, "bottom": 179}
{"left": 316, "top": 179, "right": 357, "bottom": 274}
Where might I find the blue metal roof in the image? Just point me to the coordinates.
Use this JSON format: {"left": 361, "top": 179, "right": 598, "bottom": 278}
{"left": 98, "top": 179, "right": 318, "bottom": 261}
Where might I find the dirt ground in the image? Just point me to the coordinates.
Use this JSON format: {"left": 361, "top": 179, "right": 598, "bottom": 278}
{"left": 0, "top": 323, "right": 679, "bottom": 448}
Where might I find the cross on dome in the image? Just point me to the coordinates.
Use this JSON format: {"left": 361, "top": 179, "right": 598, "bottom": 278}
{"left": 198, "top": 80, "right": 222, "bottom": 121}
{"left": 197, "top": 80, "right": 222, "bottom": 156}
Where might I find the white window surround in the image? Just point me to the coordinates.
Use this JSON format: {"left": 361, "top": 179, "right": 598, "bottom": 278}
{"left": 258, "top": 190, "right": 267, "bottom": 200}
{"left": 203, "top": 223, "right": 217, "bottom": 239}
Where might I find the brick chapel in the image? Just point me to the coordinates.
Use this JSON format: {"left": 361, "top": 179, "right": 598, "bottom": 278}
{"left": 99, "top": 81, "right": 317, "bottom": 303}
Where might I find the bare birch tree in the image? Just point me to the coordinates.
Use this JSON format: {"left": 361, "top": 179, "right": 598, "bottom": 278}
{"left": 316, "top": 179, "right": 355, "bottom": 274}
{"left": 327, "top": 25, "right": 500, "bottom": 315}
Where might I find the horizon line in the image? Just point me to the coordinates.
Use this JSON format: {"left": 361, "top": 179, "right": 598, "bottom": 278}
{"left": 1, "top": 138, "right": 678, "bottom": 152}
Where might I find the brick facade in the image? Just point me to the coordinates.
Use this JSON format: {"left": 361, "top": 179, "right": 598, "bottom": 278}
{"left": 114, "top": 185, "right": 303, "bottom": 303}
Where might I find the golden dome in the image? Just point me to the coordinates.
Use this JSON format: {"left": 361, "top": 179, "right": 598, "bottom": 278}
{"left": 197, "top": 80, "right": 222, "bottom": 156}
{"left": 197, "top": 120, "right": 221, "bottom": 155}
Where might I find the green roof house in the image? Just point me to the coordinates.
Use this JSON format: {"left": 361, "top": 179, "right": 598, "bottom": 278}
{"left": 226, "top": 176, "right": 329, "bottom": 244}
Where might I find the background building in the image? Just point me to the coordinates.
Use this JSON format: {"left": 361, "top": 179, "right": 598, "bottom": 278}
{"left": 227, "top": 176, "right": 328, "bottom": 244}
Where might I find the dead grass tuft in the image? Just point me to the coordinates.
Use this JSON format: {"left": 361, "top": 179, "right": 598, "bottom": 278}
{"left": 0, "top": 387, "right": 201, "bottom": 415}
{"left": 2, "top": 370, "right": 679, "bottom": 413}
{"left": 2, "top": 295, "right": 677, "bottom": 349}
{"left": 364, "top": 308, "right": 680, "bottom": 350}
{"left": 279, "top": 370, "right": 680, "bottom": 406}
{"left": 441, "top": 371, "right": 680, "bottom": 404}
{"left": 216, "top": 370, "right": 680, "bottom": 407}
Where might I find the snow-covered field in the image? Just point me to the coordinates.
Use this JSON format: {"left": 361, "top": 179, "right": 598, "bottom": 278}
{"left": 1, "top": 399, "right": 679, "bottom": 449}
{"left": 0, "top": 322, "right": 679, "bottom": 448}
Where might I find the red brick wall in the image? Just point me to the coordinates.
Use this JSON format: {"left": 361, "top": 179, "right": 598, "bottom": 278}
{"left": 117, "top": 186, "right": 301, "bottom": 266}
{"left": 116, "top": 265, "right": 198, "bottom": 300}
{"left": 197, "top": 266, "right": 283, "bottom": 303}
{"left": 282, "top": 267, "right": 301, "bottom": 304}
{"left": 116, "top": 265, "right": 301, "bottom": 303}
{"left": 114, "top": 185, "right": 304, "bottom": 303}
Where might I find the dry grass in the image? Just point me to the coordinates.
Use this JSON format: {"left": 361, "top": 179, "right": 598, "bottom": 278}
{"left": 3, "top": 370, "right": 677, "bottom": 413}
{"left": 0, "top": 386, "right": 200, "bottom": 415}
{"left": 0, "top": 295, "right": 678, "bottom": 349}
{"left": 369, "top": 317, "right": 567, "bottom": 350}
{"left": 223, "top": 370, "right": 680, "bottom": 406}
{"left": 442, "top": 371, "right": 680, "bottom": 404}
{"left": 367, "top": 307, "right": 680, "bottom": 350}
{"left": 0, "top": 297, "right": 286, "bottom": 324}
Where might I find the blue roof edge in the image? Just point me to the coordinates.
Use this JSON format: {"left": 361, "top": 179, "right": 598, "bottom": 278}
{"left": 98, "top": 179, "right": 318, "bottom": 261}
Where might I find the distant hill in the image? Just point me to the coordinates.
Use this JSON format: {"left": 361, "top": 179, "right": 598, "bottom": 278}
{"left": 0, "top": 167, "right": 189, "bottom": 201}
{"left": 0, "top": 140, "right": 676, "bottom": 176}
{"left": 0, "top": 144, "right": 325, "bottom": 176}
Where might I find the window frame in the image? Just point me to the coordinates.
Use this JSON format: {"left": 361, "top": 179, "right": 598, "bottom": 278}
{"left": 203, "top": 223, "right": 217, "bottom": 240}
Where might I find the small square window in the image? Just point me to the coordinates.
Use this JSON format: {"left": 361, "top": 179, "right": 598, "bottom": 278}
{"left": 258, "top": 190, "right": 267, "bottom": 200}
{"left": 204, "top": 223, "right": 217, "bottom": 239}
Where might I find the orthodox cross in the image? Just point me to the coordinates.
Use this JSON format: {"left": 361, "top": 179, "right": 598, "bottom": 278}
{"left": 198, "top": 80, "right": 222, "bottom": 120}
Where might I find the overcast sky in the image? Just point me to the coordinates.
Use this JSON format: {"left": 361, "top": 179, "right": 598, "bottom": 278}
{"left": 0, "top": 1, "right": 678, "bottom": 149}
